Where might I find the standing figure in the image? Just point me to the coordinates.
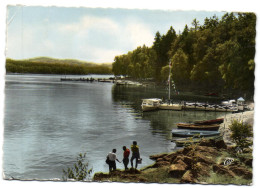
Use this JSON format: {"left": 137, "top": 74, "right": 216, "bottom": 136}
{"left": 130, "top": 141, "right": 140, "bottom": 169}
{"left": 107, "top": 149, "right": 120, "bottom": 172}
{"left": 122, "top": 146, "right": 130, "bottom": 170}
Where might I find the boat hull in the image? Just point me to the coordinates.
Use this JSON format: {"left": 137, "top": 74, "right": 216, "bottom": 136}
{"left": 158, "top": 103, "right": 182, "bottom": 110}
{"left": 141, "top": 105, "right": 158, "bottom": 112}
{"left": 177, "top": 123, "right": 220, "bottom": 131}
{"left": 194, "top": 118, "right": 224, "bottom": 125}
{"left": 172, "top": 129, "right": 220, "bottom": 138}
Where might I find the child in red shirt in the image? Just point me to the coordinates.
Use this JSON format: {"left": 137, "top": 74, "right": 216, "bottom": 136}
{"left": 122, "top": 146, "right": 130, "bottom": 170}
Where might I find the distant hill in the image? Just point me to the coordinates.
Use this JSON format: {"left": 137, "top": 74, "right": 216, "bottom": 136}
{"left": 6, "top": 57, "right": 113, "bottom": 75}
{"left": 22, "top": 56, "right": 111, "bottom": 67}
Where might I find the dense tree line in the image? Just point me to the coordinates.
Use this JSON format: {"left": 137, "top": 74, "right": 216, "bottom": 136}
{"left": 112, "top": 13, "right": 256, "bottom": 96}
{"left": 6, "top": 58, "right": 112, "bottom": 75}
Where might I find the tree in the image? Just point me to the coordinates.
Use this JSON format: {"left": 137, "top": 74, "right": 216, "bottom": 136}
{"left": 153, "top": 27, "right": 177, "bottom": 80}
{"left": 217, "top": 40, "right": 242, "bottom": 89}
{"left": 152, "top": 31, "right": 162, "bottom": 79}
{"left": 110, "top": 12, "right": 256, "bottom": 98}
{"left": 171, "top": 49, "right": 189, "bottom": 85}
{"left": 191, "top": 18, "right": 200, "bottom": 31}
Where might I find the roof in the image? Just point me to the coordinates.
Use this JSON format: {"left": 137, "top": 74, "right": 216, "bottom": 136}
{"left": 237, "top": 97, "right": 245, "bottom": 101}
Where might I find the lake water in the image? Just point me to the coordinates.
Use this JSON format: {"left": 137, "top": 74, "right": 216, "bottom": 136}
{"left": 3, "top": 74, "right": 228, "bottom": 180}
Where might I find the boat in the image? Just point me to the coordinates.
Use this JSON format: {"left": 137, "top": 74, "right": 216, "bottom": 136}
{"left": 182, "top": 102, "right": 197, "bottom": 110}
{"left": 194, "top": 118, "right": 224, "bottom": 125}
{"left": 215, "top": 105, "right": 238, "bottom": 112}
{"left": 205, "top": 92, "right": 218, "bottom": 97}
{"left": 159, "top": 100, "right": 182, "bottom": 110}
{"left": 141, "top": 98, "right": 162, "bottom": 112}
{"left": 177, "top": 123, "right": 220, "bottom": 131}
{"left": 171, "top": 129, "right": 220, "bottom": 138}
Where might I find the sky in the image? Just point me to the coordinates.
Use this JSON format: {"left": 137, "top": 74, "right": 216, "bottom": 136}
{"left": 6, "top": 6, "right": 226, "bottom": 63}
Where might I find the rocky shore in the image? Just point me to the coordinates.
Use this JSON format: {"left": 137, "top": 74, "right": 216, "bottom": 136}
{"left": 93, "top": 109, "right": 254, "bottom": 185}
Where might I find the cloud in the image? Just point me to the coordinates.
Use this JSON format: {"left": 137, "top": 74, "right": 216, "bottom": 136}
{"left": 124, "top": 22, "right": 154, "bottom": 48}
{"left": 58, "top": 15, "right": 119, "bottom": 37}
{"left": 52, "top": 15, "right": 155, "bottom": 62}
{"left": 7, "top": 14, "right": 155, "bottom": 62}
{"left": 88, "top": 47, "right": 124, "bottom": 63}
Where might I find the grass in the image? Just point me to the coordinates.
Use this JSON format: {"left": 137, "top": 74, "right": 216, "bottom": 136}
{"left": 204, "top": 172, "right": 252, "bottom": 185}
{"left": 140, "top": 167, "right": 179, "bottom": 183}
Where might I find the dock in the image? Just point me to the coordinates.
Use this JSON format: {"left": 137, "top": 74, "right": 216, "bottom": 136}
{"left": 60, "top": 77, "right": 115, "bottom": 83}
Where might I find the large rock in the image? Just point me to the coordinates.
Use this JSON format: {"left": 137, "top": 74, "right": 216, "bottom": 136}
{"left": 149, "top": 153, "right": 168, "bottom": 161}
{"left": 195, "top": 152, "right": 215, "bottom": 164}
{"left": 152, "top": 161, "right": 171, "bottom": 168}
{"left": 215, "top": 139, "right": 227, "bottom": 149}
{"left": 199, "top": 139, "right": 216, "bottom": 147}
{"left": 199, "top": 138, "right": 227, "bottom": 149}
{"left": 182, "top": 146, "right": 193, "bottom": 155}
{"left": 182, "top": 156, "right": 194, "bottom": 167}
{"left": 172, "top": 155, "right": 193, "bottom": 169}
{"left": 180, "top": 170, "right": 197, "bottom": 183}
{"left": 195, "top": 162, "right": 211, "bottom": 177}
{"left": 194, "top": 146, "right": 218, "bottom": 156}
{"left": 163, "top": 153, "right": 178, "bottom": 162}
{"left": 184, "top": 145, "right": 218, "bottom": 159}
{"left": 168, "top": 161, "right": 188, "bottom": 178}
{"left": 156, "top": 158, "right": 164, "bottom": 162}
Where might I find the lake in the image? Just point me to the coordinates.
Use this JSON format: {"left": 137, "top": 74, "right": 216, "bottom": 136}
{"left": 3, "top": 74, "right": 228, "bottom": 180}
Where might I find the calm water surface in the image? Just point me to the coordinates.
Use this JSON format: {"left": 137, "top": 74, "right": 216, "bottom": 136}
{"left": 3, "top": 74, "right": 228, "bottom": 180}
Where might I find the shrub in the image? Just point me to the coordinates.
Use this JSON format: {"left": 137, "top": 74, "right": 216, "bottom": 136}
{"left": 229, "top": 119, "right": 253, "bottom": 150}
{"left": 62, "top": 153, "right": 93, "bottom": 181}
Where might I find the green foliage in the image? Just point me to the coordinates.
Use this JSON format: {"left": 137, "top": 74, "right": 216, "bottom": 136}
{"left": 113, "top": 45, "right": 156, "bottom": 79}
{"left": 111, "top": 12, "right": 256, "bottom": 96}
{"left": 229, "top": 119, "right": 253, "bottom": 150}
{"left": 171, "top": 49, "right": 189, "bottom": 85}
{"left": 6, "top": 58, "right": 112, "bottom": 75}
{"left": 62, "top": 153, "right": 93, "bottom": 181}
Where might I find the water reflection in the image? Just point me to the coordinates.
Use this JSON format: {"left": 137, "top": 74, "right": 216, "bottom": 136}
{"left": 112, "top": 84, "right": 228, "bottom": 140}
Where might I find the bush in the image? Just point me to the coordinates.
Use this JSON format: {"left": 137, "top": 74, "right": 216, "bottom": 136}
{"left": 62, "top": 153, "right": 93, "bottom": 181}
{"left": 229, "top": 119, "right": 253, "bottom": 150}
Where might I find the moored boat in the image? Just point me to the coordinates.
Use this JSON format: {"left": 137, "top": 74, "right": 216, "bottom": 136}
{"left": 159, "top": 102, "right": 182, "bottom": 110}
{"left": 172, "top": 129, "right": 220, "bottom": 138}
{"left": 141, "top": 98, "right": 162, "bottom": 112}
{"left": 194, "top": 118, "right": 224, "bottom": 125}
{"left": 177, "top": 123, "right": 220, "bottom": 131}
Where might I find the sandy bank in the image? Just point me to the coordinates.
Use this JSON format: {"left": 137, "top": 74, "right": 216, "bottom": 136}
{"left": 219, "top": 109, "right": 254, "bottom": 146}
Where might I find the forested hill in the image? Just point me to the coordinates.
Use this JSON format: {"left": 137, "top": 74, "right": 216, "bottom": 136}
{"left": 24, "top": 57, "right": 96, "bottom": 65}
{"left": 6, "top": 57, "right": 112, "bottom": 75}
{"left": 112, "top": 12, "right": 256, "bottom": 96}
